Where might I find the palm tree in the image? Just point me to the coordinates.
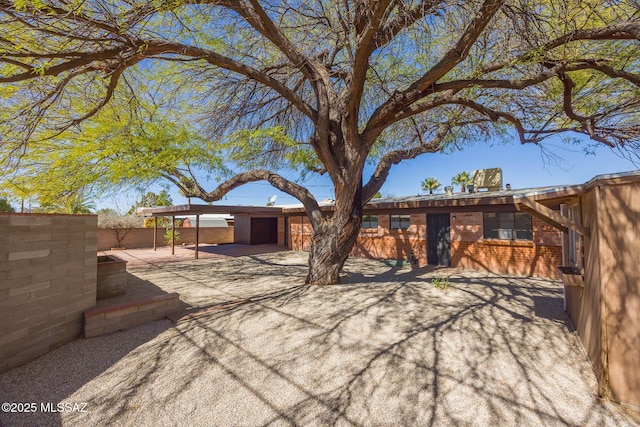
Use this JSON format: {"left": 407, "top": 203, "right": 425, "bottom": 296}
{"left": 421, "top": 178, "right": 442, "bottom": 195}
{"left": 63, "top": 193, "right": 96, "bottom": 214}
{"left": 452, "top": 171, "right": 472, "bottom": 193}
{"left": 40, "top": 191, "right": 96, "bottom": 214}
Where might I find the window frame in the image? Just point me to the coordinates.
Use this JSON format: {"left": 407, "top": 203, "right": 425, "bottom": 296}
{"left": 568, "top": 204, "right": 580, "bottom": 265}
{"left": 362, "top": 214, "right": 379, "bottom": 229}
{"left": 390, "top": 214, "right": 411, "bottom": 230}
{"left": 483, "top": 212, "right": 532, "bottom": 241}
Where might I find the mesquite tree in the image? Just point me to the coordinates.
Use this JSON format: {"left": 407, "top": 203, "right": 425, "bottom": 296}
{"left": 1, "top": 1, "right": 639, "bottom": 284}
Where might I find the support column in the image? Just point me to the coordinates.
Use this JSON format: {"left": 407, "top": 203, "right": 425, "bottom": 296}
{"left": 195, "top": 214, "right": 200, "bottom": 260}
{"left": 171, "top": 216, "right": 175, "bottom": 255}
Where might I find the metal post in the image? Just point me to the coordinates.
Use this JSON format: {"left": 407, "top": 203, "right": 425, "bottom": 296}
{"left": 195, "top": 214, "right": 200, "bottom": 260}
{"left": 153, "top": 217, "right": 157, "bottom": 251}
{"left": 171, "top": 216, "right": 175, "bottom": 255}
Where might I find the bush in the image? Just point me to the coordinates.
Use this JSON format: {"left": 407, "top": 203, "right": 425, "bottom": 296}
{"left": 98, "top": 213, "right": 141, "bottom": 248}
{"left": 164, "top": 228, "right": 180, "bottom": 246}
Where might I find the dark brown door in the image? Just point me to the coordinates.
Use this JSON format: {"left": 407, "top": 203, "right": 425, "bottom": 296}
{"left": 427, "top": 214, "right": 451, "bottom": 266}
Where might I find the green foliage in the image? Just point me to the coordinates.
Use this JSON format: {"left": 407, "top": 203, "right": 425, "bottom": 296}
{"left": 0, "top": 197, "right": 15, "bottom": 212}
{"left": 143, "top": 217, "right": 170, "bottom": 228}
{"left": 1, "top": 76, "right": 228, "bottom": 205}
{"left": 164, "top": 228, "right": 180, "bottom": 246}
{"left": 129, "top": 190, "right": 173, "bottom": 214}
{"left": 421, "top": 178, "right": 442, "bottom": 195}
{"left": 39, "top": 191, "right": 95, "bottom": 214}
{"left": 1, "top": 0, "right": 638, "bottom": 217}
{"left": 452, "top": 172, "right": 472, "bottom": 192}
{"left": 431, "top": 275, "right": 450, "bottom": 290}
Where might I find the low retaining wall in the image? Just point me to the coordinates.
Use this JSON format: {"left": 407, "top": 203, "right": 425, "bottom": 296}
{"left": 97, "top": 227, "right": 234, "bottom": 251}
{"left": 97, "top": 255, "right": 127, "bottom": 299}
{"left": 0, "top": 213, "right": 98, "bottom": 373}
{"left": 84, "top": 293, "right": 180, "bottom": 338}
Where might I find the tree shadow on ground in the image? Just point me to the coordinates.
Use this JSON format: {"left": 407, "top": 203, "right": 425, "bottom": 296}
{"left": 1, "top": 253, "right": 635, "bottom": 426}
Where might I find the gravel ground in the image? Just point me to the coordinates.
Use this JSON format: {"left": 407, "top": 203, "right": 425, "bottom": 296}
{"left": 1, "top": 251, "right": 637, "bottom": 426}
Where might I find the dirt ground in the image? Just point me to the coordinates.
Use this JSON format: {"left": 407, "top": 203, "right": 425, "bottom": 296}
{"left": 1, "top": 248, "right": 637, "bottom": 426}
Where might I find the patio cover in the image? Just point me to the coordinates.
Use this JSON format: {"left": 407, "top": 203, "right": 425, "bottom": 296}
{"left": 140, "top": 204, "right": 284, "bottom": 259}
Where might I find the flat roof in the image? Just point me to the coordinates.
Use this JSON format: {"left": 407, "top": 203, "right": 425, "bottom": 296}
{"left": 141, "top": 170, "right": 640, "bottom": 217}
{"left": 141, "top": 204, "right": 284, "bottom": 216}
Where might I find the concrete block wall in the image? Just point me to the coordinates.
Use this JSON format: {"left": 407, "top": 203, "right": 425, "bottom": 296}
{"left": 96, "top": 255, "right": 127, "bottom": 299}
{"left": 84, "top": 293, "right": 180, "bottom": 338}
{"left": 97, "top": 227, "right": 234, "bottom": 251}
{"left": 0, "top": 213, "right": 98, "bottom": 373}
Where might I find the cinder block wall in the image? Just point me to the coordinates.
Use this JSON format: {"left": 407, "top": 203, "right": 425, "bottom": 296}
{"left": 0, "top": 213, "right": 98, "bottom": 372}
{"left": 97, "top": 227, "right": 234, "bottom": 251}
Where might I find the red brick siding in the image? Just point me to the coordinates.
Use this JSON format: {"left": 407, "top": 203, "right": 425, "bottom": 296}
{"left": 351, "top": 213, "right": 427, "bottom": 265}
{"left": 451, "top": 240, "right": 563, "bottom": 278}
{"left": 451, "top": 212, "right": 483, "bottom": 242}
{"left": 288, "top": 211, "right": 563, "bottom": 278}
{"left": 289, "top": 216, "right": 313, "bottom": 251}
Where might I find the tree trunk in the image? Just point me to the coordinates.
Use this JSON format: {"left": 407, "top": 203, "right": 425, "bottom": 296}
{"left": 305, "top": 215, "right": 362, "bottom": 285}
{"left": 305, "top": 179, "right": 364, "bottom": 285}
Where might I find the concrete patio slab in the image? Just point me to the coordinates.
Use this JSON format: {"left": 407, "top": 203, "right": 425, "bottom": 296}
{"left": 0, "top": 250, "right": 637, "bottom": 426}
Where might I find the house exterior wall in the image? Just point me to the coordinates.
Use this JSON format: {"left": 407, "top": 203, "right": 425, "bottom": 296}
{"left": 451, "top": 215, "right": 563, "bottom": 278}
{"left": 0, "top": 213, "right": 97, "bottom": 373}
{"left": 97, "top": 227, "right": 234, "bottom": 251}
{"left": 277, "top": 217, "right": 286, "bottom": 246}
{"left": 566, "top": 189, "right": 605, "bottom": 392}
{"left": 289, "top": 211, "right": 562, "bottom": 278}
{"left": 599, "top": 182, "right": 640, "bottom": 407}
{"left": 351, "top": 214, "right": 427, "bottom": 264}
{"left": 233, "top": 215, "right": 251, "bottom": 245}
{"left": 289, "top": 216, "right": 313, "bottom": 251}
{"left": 568, "top": 181, "right": 640, "bottom": 407}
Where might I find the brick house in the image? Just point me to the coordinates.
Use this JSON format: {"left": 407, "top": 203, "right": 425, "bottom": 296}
{"left": 283, "top": 188, "right": 565, "bottom": 279}
{"left": 143, "top": 171, "right": 640, "bottom": 408}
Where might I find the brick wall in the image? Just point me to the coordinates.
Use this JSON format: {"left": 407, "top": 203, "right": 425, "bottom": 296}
{"left": 450, "top": 215, "right": 563, "bottom": 278}
{"left": 0, "top": 213, "right": 98, "bottom": 372}
{"left": 289, "top": 216, "right": 313, "bottom": 251}
{"left": 97, "top": 227, "right": 234, "bottom": 251}
{"left": 289, "top": 211, "right": 563, "bottom": 278}
{"left": 351, "top": 214, "right": 427, "bottom": 264}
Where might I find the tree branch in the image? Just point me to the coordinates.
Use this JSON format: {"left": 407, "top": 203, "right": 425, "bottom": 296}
{"left": 482, "top": 22, "right": 640, "bottom": 73}
{"left": 364, "top": 0, "right": 505, "bottom": 137}
{"left": 167, "top": 168, "right": 324, "bottom": 229}
{"left": 362, "top": 123, "right": 451, "bottom": 203}
{"left": 372, "top": 0, "right": 442, "bottom": 48}
{"left": 144, "top": 40, "right": 318, "bottom": 121}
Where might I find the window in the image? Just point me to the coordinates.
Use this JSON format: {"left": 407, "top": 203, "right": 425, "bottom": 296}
{"left": 568, "top": 205, "right": 580, "bottom": 265}
{"left": 362, "top": 215, "right": 378, "bottom": 229}
{"left": 483, "top": 212, "right": 532, "bottom": 240}
{"left": 390, "top": 214, "right": 411, "bottom": 230}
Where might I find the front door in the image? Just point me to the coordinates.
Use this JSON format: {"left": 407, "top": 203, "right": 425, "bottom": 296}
{"left": 427, "top": 214, "right": 451, "bottom": 266}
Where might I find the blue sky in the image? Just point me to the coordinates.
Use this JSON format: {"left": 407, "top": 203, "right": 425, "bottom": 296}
{"left": 102, "top": 134, "right": 638, "bottom": 211}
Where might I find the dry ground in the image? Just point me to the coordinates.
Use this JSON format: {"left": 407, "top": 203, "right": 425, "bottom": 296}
{"left": 1, "top": 249, "right": 637, "bottom": 426}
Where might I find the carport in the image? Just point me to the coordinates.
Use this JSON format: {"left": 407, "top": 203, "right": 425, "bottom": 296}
{"left": 141, "top": 203, "right": 284, "bottom": 259}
